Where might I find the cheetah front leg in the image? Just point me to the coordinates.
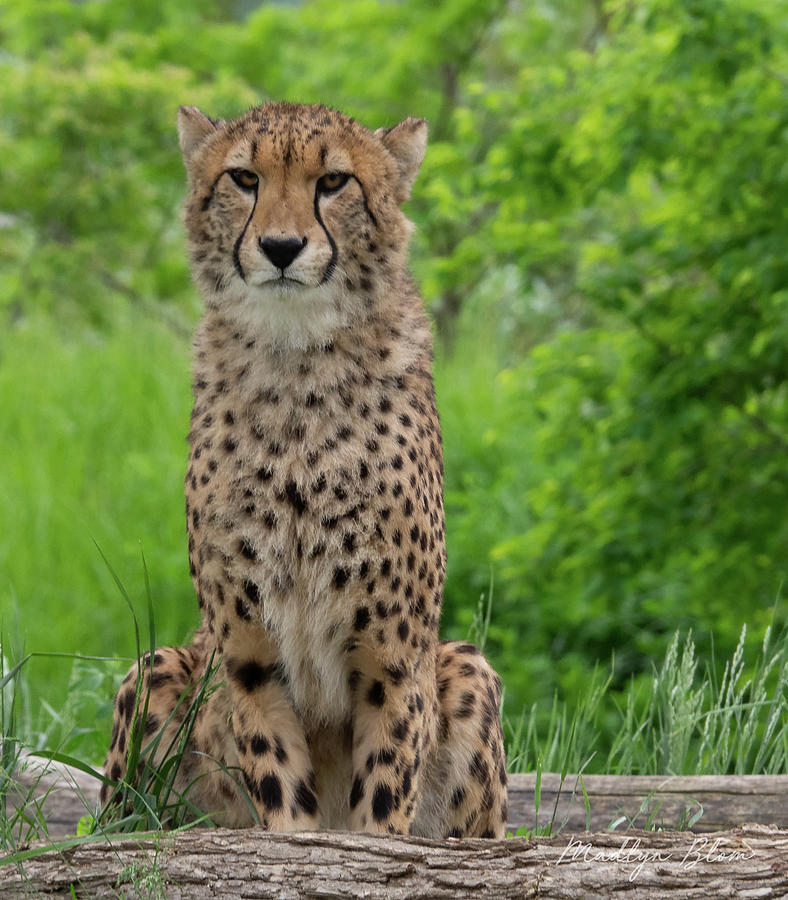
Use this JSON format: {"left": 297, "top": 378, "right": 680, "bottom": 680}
{"left": 347, "top": 645, "right": 432, "bottom": 834}
{"left": 222, "top": 623, "right": 319, "bottom": 831}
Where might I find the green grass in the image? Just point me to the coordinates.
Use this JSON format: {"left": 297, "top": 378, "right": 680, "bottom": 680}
{"left": 0, "top": 311, "right": 198, "bottom": 729}
{"left": 91, "top": 649, "right": 227, "bottom": 835}
{"left": 0, "top": 576, "right": 242, "bottom": 868}
{"left": 504, "top": 616, "right": 788, "bottom": 778}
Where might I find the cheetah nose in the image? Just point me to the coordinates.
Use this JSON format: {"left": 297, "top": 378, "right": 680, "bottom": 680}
{"left": 259, "top": 236, "right": 307, "bottom": 271}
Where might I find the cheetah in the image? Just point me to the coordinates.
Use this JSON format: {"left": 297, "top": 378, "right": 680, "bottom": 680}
{"left": 101, "top": 102, "right": 509, "bottom": 838}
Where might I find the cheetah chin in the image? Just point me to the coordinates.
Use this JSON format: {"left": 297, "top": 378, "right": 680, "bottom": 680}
{"left": 217, "top": 279, "right": 361, "bottom": 352}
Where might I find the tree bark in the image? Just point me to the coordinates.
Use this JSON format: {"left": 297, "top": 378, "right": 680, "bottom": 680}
{"left": 3, "top": 824, "right": 788, "bottom": 898}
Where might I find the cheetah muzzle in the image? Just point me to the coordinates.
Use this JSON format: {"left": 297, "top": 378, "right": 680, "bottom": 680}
{"left": 101, "top": 101, "right": 509, "bottom": 838}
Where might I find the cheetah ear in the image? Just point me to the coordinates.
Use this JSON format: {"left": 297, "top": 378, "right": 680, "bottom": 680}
{"left": 178, "top": 106, "right": 222, "bottom": 165}
{"left": 375, "top": 117, "right": 428, "bottom": 202}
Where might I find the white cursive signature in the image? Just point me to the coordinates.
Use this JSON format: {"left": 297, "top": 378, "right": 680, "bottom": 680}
{"left": 555, "top": 835, "right": 756, "bottom": 882}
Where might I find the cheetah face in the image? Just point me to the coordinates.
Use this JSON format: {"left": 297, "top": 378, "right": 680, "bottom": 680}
{"left": 178, "top": 102, "right": 427, "bottom": 348}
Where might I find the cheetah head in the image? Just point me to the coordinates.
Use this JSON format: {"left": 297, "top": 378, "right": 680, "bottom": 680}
{"left": 178, "top": 102, "right": 427, "bottom": 349}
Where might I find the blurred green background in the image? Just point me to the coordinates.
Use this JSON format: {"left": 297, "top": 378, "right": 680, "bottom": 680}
{"left": 1, "top": 0, "right": 786, "bottom": 766}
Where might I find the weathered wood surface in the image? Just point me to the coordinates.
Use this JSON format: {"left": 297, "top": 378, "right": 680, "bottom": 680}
{"left": 9, "top": 752, "right": 788, "bottom": 837}
{"left": 3, "top": 825, "right": 787, "bottom": 898}
{"left": 508, "top": 772, "right": 788, "bottom": 833}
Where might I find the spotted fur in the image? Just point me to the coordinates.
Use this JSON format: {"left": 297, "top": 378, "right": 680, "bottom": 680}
{"left": 101, "top": 102, "right": 508, "bottom": 838}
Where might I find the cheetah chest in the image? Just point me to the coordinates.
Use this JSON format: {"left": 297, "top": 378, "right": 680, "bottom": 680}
{"left": 187, "top": 399, "right": 386, "bottom": 727}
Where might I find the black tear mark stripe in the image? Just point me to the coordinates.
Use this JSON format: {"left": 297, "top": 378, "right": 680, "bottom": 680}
{"left": 314, "top": 188, "right": 338, "bottom": 285}
{"left": 314, "top": 174, "right": 378, "bottom": 285}
{"left": 233, "top": 179, "right": 259, "bottom": 283}
{"left": 350, "top": 175, "right": 378, "bottom": 228}
{"left": 200, "top": 171, "right": 226, "bottom": 212}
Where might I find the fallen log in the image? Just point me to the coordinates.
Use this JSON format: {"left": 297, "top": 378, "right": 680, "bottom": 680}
{"left": 8, "top": 752, "right": 788, "bottom": 837}
{"left": 2, "top": 824, "right": 787, "bottom": 898}
{"left": 508, "top": 772, "right": 788, "bottom": 833}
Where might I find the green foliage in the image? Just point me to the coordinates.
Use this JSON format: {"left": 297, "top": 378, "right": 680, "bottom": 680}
{"left": 433, "top": 0, "right": 788, "bottom": 718}
{"left": 1, "top": 0, "right": 786, "bottom": 769}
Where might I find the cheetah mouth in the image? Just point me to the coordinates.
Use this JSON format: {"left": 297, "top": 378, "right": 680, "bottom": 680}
{"left": 254, "top": 275, "right": 311, "bottom": 289}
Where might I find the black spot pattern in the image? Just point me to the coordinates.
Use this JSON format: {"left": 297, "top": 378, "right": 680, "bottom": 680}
{"left": 367, "top": 680, "right": 385, "bottom": 707}
{"left": 371, "top": 783, "right": 394, "bottom": 822}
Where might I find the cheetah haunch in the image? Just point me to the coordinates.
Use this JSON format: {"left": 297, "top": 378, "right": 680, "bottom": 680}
{"left": 102, "top": 102, "right": 508, "bottom": 838}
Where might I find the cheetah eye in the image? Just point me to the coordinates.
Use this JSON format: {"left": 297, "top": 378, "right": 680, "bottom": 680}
{"left": 316, "top": 172, "right": 350, "bottom": 194}
{"left": 228, "top": 169, "right": 259, "bottom": 191}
